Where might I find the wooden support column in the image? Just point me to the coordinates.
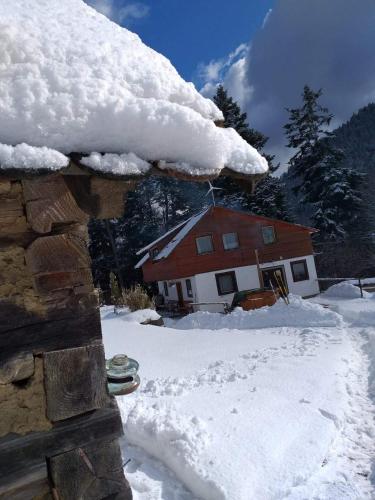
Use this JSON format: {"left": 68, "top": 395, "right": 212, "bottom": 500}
{"left": 0, "top": 173, "right": 133, "bottom": 499}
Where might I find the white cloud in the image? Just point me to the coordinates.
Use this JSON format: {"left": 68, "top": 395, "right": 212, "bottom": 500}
{"left": 86, "top": 0, "right": 149, "bottom": 25}
{"left": 198, "top": 43, "right": 249, "bottom": 106}
{"left": 199, "top": 0, "right": 375, "bottom": 170}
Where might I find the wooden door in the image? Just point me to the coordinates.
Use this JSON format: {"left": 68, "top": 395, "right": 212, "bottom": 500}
{"left": 176, "top": 282, "right": 184, "bottom": 307}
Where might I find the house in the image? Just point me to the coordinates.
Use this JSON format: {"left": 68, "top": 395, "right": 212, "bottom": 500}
{"left": 136, "top": 206, "right": 320, "bottom": 312}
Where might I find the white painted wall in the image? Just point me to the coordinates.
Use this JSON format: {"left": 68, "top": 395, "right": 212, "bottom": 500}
{"left": 157, "top": 276, "right": 197, "bottom": 303}
{"left": 261, "top": 254, "right": 319, "bottom": 298}
{"left": 157, "top": 254, "right": 319, "bottom": 312}
{"left": 194, "top": 264, "right": 260, "bottom": 312}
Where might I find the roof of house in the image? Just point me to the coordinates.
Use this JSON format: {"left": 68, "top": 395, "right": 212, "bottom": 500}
{"left": 135, "top": 206, "right": 317, "bottom": 268}
{"left": 0, "top": 0, "right": 268, "bottom": 182}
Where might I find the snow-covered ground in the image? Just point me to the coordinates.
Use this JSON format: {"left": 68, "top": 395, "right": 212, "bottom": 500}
{"left": 101, "top": 288, "right": 375, "bottom": 500}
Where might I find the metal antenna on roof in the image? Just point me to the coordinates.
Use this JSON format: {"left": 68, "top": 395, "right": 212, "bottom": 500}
{"left": 205, "top": 181, "right": 223, "bottom": 207}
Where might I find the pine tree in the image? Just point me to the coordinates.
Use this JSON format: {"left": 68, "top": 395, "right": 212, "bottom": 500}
{"left": 284, "top": 86, "right": 365, "bottom": 241}
{"left": 284, "top": 85, "right": 332, "bottom": 185}
{"left": 213, "top": 85, "right": 291, "bottom": 220}
{"left": 213, "top": 85, "right": 266, "bottom": 150}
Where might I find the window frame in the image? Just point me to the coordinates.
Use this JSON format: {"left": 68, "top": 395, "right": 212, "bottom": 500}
{"left": 195, "top": 234, "right": 214, "bottom": 255}
{"left": 215, "top": 271, "right": 238, "bottom": 296}
{"left": 185, "top": 278, "right": 193, "bottom": 298}
{"left": 222, "top": 232, "right": 239, "bottom": 251}
{"left": 290, "top": 259, "right": 309, "bottom": 282}
{"left": 163, "top": 281, "right": 169, "bottom": 296}
{"left": 262, "top": 225, "right": 276, "bottom": 245}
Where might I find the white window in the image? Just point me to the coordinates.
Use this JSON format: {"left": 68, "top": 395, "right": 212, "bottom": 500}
{"left": 222, "top": 232, "right": 239, "bottom": 250}
{"left": 196, "top": 235, "right": 213, "bottom": 254}
{"left": 262, "top": 226, "right": 276, "bottom": 244}
{"left": 163, "top": 281, "right": 169, "bottom": 296}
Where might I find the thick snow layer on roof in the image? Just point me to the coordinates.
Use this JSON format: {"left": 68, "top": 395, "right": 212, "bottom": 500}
{"left": 0, "top": 0, "right": 268, "bottom": 177}
{"left": 0, "top": 143, "right": 68, "bottom": 171}
{"left": 81, "top": 152, "right": 151, "bottom": 176}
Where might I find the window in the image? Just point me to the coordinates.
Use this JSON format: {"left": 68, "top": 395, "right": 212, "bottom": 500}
{"left": 163, "top": 281, "right": 169, "bottom": 296}
{"left": 185, "top": 279, "right": 193, "bottom": 298}
{"left": 291, "top": 260, "right": 309, "bottom": 282}
{"left": 222, "top": 232, "right": 239, "bottom": 250}
{"left": 215, "top": 271, "right": 238, "bottom": 295}
{"left": 151, "top": 248, "right": 159, "bottom": 259}
{"left": 262, "top": 226, "right": 276, "bottom": 244}
{"left": 196, "top": 235, "right": 213, "bottom": 254}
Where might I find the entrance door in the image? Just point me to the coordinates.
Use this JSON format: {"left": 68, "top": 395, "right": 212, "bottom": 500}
{"left": 261, "top": 266, "right": 288, "bottom": 293}
{"left": 176, "top": 282, "right": 184, "bottom": 307}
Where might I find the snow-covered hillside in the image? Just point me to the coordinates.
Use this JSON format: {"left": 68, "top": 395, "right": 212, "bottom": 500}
{"left": 0, "top": 1, "right": 268, "bottom": 177}
{"left": 102, "top": 292, "right": 375, "bottom": 500}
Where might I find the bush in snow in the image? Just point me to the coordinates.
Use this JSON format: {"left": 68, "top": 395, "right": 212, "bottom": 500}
{"left": 122, "top": 284, "right": 155, "bottom": 312}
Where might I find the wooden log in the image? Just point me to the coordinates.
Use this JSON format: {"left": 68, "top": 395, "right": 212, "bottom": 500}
{"left": 0, "top": 298, "right": 102, "bottom": 363}
{"left": 22, "top": 174, "right": 89, "bottom": 234}
{"left": 44, "top": 344, "right": 109, "bottom": 422}
{"left": 49, "top": 439, "right": 132, "bottom": 500}
{"left": 0, "top": 181, "right": 35, "bottom": 247}
{"left": 0, "top": 406, "right": 123, "bottom": 486}
{"left": 26, "top": 233, "right": 91, "bottom": 278}
{"left": 0, "top": 180, "right": 11, "bottom": 195}
{"left": 0, "top": 465, "right": 50, "bottom": 499}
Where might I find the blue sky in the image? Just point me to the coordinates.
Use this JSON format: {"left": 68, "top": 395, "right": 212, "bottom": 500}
{"left": 87, "top": 0, "right": 274, "bottom": 83}
{"left": 87, "top": 0, "right": 375, "bottom": 168}
{"left": 131, "top": 0, "right": 274, "bottom": 83}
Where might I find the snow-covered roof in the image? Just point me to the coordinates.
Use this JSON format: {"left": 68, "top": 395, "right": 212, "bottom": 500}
{"left": 134, "top": 252, "right": 150, "bottom": 270}
{"left": 136, "top": 219, "right": 192, "bottom": 255}
{"left": 135, "top": 209, "right": 209, "bottom": 265}
{"left": 0, "top": 0, "right": 268, "bottom": 179}
{"left": 155, "top": 210, "right": 209, "bottom": 261}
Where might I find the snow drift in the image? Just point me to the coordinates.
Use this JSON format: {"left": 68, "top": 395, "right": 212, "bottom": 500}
{"left": 167, "top": 295, "right": 342, "bottom": 330}
{"left": 324, "top": 282, "right": 370, "bottom": 299}
{"left": 0, "top": 0, "right": 268, "bottom": 177}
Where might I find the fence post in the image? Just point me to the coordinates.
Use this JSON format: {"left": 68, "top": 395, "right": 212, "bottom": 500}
{"left": 358, "top": 278, "right": 363, "bottom": 298}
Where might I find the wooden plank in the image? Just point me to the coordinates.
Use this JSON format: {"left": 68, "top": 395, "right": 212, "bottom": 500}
{"left": 0, "top": 407, "right": 123, "bottom": 485}
{"left": 22, "top": 174, "right": 89, "bottom": 233}
{"left": 0, "top": 180, "right": 11, "bottom": 195}
{"left": 0, "top": 465, "right": 50, "bottom": 499}
{"left": 26, "top": 233, "right": 91, "bottom": 277}
{"left": 49, "top": 439, "right": 132, "bottom": 500}
{"left": 44, "top": 345, "right": 109, "bottom": 422}
{"left": 0, "top": 298, "right": 102, "bottom": 363}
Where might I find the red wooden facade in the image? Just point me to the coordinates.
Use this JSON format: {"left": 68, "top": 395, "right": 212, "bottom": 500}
{"left": 141, "top": 207, "right": 317, "bottom": 282}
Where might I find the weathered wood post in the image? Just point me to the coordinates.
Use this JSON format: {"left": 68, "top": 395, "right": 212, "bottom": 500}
{"left": 0, "top": 168, "right": 135, "bottom": 499}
